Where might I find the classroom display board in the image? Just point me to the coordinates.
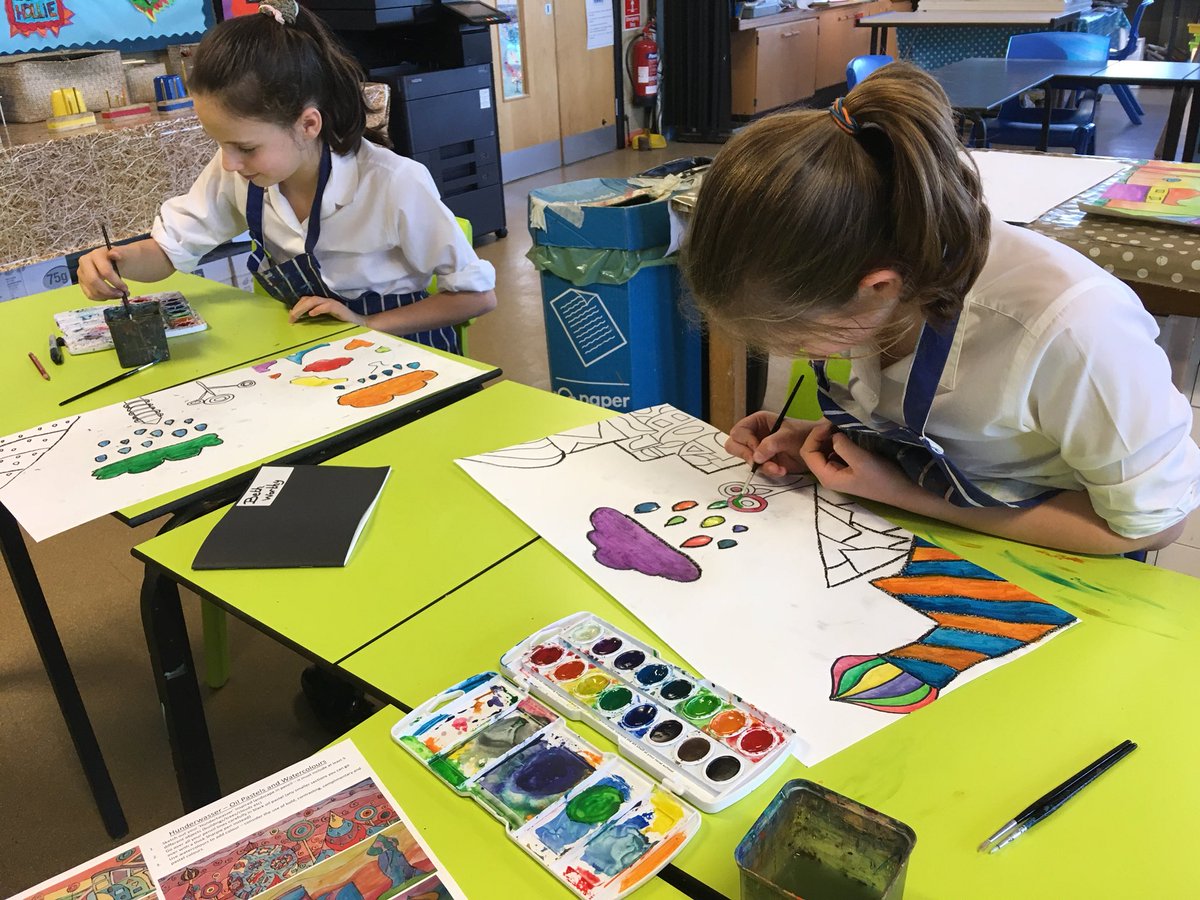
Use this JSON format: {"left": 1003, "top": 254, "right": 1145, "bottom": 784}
{"left": 459, "top": 406, "right": 1080, "bottom": 765}
{"left": 2, "top": 0, "right": 213, "bottom": 56}
{"left": 0, "top": 330, "right": 486, "bottom": 541}
{"left": 12, "top": 741, "right": 462, "bottom": 900}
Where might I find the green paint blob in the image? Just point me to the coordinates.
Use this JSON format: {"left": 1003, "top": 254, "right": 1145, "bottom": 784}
{"left": 707, "top": 500, "right": 728, "bottom": 509}
{"left": 92, "top": 433, "right": 223, "bottom": 480}
{"left": 665, "top": 515, "right": 686, "bottom": 526}
{"left": 679, "top": 692, "right": 722, "bottom": 720}
{"left": 565, "top": 783, "right": 624, "bottom": 824}
{"left": 597, "top": 686, "right": 633, "bottom": 711}
{"left": 429, "top": 755, "right": 467, "bottom": 787}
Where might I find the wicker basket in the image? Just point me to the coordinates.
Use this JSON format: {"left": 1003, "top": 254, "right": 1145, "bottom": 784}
{"left": 166, "top": 43, "right": 200, "bottom": 89}
{"left": 126, "top": 62, "right": 169, "bottom": 104}
{"left": 0, "top": 50, "right": 126, "bottom": 123}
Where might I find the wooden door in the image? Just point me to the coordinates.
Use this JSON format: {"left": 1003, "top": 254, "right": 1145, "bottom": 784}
{"left": 492, "top": 0, "right": 564, "bottom": 180}
{"left": 553, "top": 0, "right": 620, "bottom": 164}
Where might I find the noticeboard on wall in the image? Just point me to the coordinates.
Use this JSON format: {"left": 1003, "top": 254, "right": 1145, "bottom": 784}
{"left": 2, "top": 1, "right": 215, "bottom": 56}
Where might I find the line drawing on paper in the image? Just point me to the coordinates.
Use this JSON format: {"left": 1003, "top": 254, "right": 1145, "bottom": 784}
{"left": 830, "top": 538, "right": 1078, "bottom": 714}
{"left": 549, "top": 288, "right": 629, "bottom": 368}
{"left": 0, "top": 418, "right": 78, "bottom": 490}
{"left": 123, "top": 396, "right": 164, "bottom": 425}
{"left": 188, "top": 379, "right": 257, "bottom": 406}
{"left": 814, "top": 490, "right": 913, "bottom": 588}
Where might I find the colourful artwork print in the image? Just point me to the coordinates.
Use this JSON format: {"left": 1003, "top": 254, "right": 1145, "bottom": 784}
{"left": 1083, "top": 160, "right": 1200, "bottom": 227}
{"left": 92, "top": 419, "right": 219, "bottom": 480}
{"left": 831, "top": 539, "right": 1078, "bottom": 713}
{"left": 249, "top": 821, "right": 445, "bottom": 900}
{"left": 160, "top": 780, "right": 400, "bottom": 900}
{"left": 21, "top": 847, "right": 157, "bottom": 900}
{"left": 128, "top": 0, "right": 176, "bottom": 22}
{"left": 5, "top": 0, "right": 73, "bottom": 38}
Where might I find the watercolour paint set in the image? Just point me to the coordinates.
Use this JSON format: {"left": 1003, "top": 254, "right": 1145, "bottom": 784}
{"left": 54, "top": 291, "right": 208, "bottom": 354}
{"left": 392, "top": 672, "right": 701, "bottom": 900}
{"left": 500, "top": 612, "right": 796, "bottom": 813}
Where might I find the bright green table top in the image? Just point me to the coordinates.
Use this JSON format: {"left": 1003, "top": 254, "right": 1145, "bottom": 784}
{"left": 133, "top": 382, "right": 609, "bottom": 663}
{"left": 341, "top": 706, "right": 689, "bottom": 899}
{"left": 135, "top": 381, "right": 1200, "bottom": 899}
{"left": 0, "top": 271, "right": 355, "bottom": 435}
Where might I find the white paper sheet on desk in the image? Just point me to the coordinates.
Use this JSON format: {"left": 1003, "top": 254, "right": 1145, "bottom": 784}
{"left": 970, "top": 150, "right": 1125, "bottom": 224}
{"left": 458, "top": 406, "right": 1079, "bottom": 765}
{"left": 0, "top": 331, "right": 485, "bottom": 541}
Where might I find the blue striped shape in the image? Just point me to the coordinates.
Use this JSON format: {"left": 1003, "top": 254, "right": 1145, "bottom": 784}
{"left": 902, "top": 559, "right": 1006, "bottom": 580}
{"left": 920, "top": 626, "right": 1025, "bottom": 656}
{"left": 882, "top": 655, "right": 958, "bottom": 689}
{"left": 896, "top": 593, "right": 1078, "bottom": 625}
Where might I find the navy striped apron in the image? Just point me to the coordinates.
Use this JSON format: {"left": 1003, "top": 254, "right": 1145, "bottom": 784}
{"left": 813, "top": 316, "right": 1059, "bottom": 509}
{"left": 246, "top": 143, "right": 460, "bottom": 354}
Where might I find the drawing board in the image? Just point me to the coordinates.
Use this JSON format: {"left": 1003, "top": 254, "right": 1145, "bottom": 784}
{"left": 458, "top": 406, "right": 1078, "bottom": 765}
{"left": 0, "top": 331, "right": 488, "bottom": 541}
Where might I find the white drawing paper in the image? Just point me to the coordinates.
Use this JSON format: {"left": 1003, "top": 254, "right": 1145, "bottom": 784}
{"left": 970, "top": 149, "right": 1124, "bottom": 224}
{"left": 0, "top": 331, "right": 486, "bottom": 541}
{"left": 459, "top": 405, "right": 1078, "bottom": 765}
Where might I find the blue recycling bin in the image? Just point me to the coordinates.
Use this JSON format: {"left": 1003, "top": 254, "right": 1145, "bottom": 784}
{"left": 528, "top": 178, "right": 702, "bottom": 417}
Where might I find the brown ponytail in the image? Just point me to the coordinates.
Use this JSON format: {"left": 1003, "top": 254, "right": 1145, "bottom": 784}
{"left": 681, "top": 61, "right": 990, "bottom": 352}
{"left": 191, "top": 6, "right": 376, "bottom": 154}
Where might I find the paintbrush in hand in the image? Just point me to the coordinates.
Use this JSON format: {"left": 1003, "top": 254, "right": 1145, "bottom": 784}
{"left": 100, "top": 223, "right": 131, "bottom": 315}
{"left": 733, "top": 375, "right": 806, "bottom": 498}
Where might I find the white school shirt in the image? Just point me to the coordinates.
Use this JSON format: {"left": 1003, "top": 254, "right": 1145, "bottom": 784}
{"left": 151, "top": 139, "right": 495, "bottom": 298}
{"left": 829, "top": 219, "right": 1200, "bottom": 539}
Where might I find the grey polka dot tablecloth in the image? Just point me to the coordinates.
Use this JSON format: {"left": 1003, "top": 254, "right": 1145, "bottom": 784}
{"left": 1032, "top": 161, "right": 1200, "bottom": 293}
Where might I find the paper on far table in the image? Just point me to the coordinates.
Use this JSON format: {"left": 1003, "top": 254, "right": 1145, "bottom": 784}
{"left": 969, "top": 150, "right": 1125, "bottom": 224}
{"left": 11, "top": 740, "right": 463, "bottom": 900}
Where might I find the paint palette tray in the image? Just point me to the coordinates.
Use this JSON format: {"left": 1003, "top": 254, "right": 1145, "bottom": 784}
{"left": 501, "top": 612, "right": 798, "bottom": 813}
{"left": 393, "top": 672, "right": 701, "bottom": 900}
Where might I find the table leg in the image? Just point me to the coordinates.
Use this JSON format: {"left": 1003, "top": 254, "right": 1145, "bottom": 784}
{"left": 0, "top": 503, "right": 128, "bottom": 839}
{"left": 1182, "top": 85, "right": 1200, "bottom": 163}
{"left": 1163, "top": 85, "right": 1188, "bottom": 161}
{"left": 880, "top": 26, "right": 889, "bottom": 56}
{"left": 870, "top": 26, "right": 878, "bottom": 56}
{"left": 140, "top": 500, "right": 230, "bottom": 812}
{"left": 1038, "top": 91, "right": 1053, "bottom": 152}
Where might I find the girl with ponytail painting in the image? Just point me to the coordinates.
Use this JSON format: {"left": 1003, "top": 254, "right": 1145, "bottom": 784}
{"left": 683, "top": 62, "right": 1199, "bottom": 555}
{"left": 79, "top": 0, "right": 494, "bottom": 354}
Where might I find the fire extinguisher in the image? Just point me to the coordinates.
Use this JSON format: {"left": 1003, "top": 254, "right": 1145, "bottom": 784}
{"left": 629, "top": 20, "right": 658, "bottom": 108}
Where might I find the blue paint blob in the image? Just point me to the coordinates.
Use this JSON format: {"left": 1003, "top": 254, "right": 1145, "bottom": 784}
{"left": 334, "top": 385, "right": 345, "bottom": 390}
{"left": 119, "top": 438, "right": 129, "bottom": 445}
{"left": 164, "top": 419, "right": 174, "bottom": 426}
{"left": 635, "top": 664, "right": 670, "bottom": 686}
{"left": 633, "top": 502, "right": 660, "bottom": 514}
{"left": 407, "top": 361, "right": 421, "bottom": 369}
{"left": 134, "top": 428, "right": 146, "bottom": 435}
{"left": 150, "top": 430, "right": 163, "bottom": 437}
{"left": 580, "top": 820, "right": 653, "bottom": 877}
{"left": 172, "top": 429, "right": 187, "bottom": 437}
{"left": 732, "top": 524, "right": 748, "bottom": 533}
{"left": 95, "top": 454, "right": 108, "bottom": 463}
{"left": 369, "top": 374, "right": 378, "bottom": 380}
{"left": 141, "top": 441, "right": 153, "bottom": 448}
{"left": 511, "top": 747, "right": 594, "bottom": 796}
{"left": 717, "top": 539, "right": 738, "bottom": 550}
{"left": 184, "top": 418, "right": 193, "bottom": 424}
{"left": 117, "top": 447, "right": 131, "bottom": 455}
{"left": 194, "top": 423, "right": 208, "bottom": 431}
{"left": 621, "top": 703, "right": 657, "bottom": 730}
{"left": 98, "top": 440, "right": 111, "bottom": 447}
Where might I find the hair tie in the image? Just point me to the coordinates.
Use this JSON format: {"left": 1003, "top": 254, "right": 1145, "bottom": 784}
{"left": 828, "top": 97, "right": 861, "bottom": 136}
{"left": 258, "top": 0, "right": 298, "bottom": 25}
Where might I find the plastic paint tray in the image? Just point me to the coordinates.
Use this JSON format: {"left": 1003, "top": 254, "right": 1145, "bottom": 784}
{"left": 735, "top": 780, "right": 917, "bottom": 900}
{"left": 501, "top": 612, "right": 798, "bottom": 813}
{"left": 392, "top": 672, "right": 701, "bottom": 900}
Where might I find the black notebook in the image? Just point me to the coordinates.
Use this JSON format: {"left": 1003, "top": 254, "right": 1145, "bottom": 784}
{"left": 193, "top": 465, "right": 390, "bottom": 570}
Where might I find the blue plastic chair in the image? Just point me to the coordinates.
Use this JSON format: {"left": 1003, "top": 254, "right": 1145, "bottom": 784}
{"left": 980, "top": 32, "right": 1111, "bottom": 155}
{"left": 1109, "top": 0, "right": 1154, "bottom": 124}
{"left": 846, "top": 54, "right": 893, "bottom": 89}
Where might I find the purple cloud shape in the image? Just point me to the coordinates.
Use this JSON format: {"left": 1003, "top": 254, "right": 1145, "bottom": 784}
{"left": 587, "top": 507, "right": 701, "bottom": 583}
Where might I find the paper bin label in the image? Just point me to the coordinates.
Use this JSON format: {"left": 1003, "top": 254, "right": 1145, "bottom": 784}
{"left": 549, "top": 288, "right": 629, "bottom": 368}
